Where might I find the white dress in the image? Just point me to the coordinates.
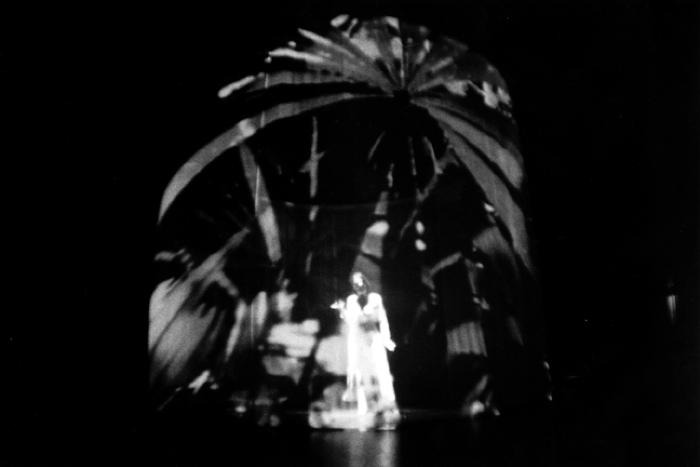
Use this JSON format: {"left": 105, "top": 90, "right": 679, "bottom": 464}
{"left": 342, "top": 292, "right": 396, "bottom": 413}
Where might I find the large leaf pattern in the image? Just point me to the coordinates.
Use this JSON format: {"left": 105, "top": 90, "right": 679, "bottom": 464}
{"left": 151, "top": 15, "right": 542, "bottom": 411}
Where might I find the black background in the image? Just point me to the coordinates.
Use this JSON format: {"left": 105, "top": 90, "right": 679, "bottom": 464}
{"left": 5, "top": 0, "right": 699, "bottom": 465}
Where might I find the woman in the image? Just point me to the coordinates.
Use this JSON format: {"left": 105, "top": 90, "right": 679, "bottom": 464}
{"left": 340, "top": 272, "right": 398, "bottom": 425}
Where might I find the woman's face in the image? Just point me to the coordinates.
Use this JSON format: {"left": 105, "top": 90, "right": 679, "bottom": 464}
{"left": 351, "top": 273, "right": 368, "bottom": 294}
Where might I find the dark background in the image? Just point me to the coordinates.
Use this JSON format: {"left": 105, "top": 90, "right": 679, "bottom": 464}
{"left": 5, "top": 0, "right": 699, "bottom": 465}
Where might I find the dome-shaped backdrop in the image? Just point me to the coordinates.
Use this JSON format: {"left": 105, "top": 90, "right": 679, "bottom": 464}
{"left": 150, "top": 15, "right": 547, "bottom": 415}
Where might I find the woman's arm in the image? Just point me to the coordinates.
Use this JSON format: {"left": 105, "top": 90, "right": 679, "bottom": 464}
{"left": 373, "top": 294, "right": 396, "bottom": 351}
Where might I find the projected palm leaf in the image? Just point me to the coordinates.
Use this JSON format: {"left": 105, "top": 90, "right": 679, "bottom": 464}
{"left": 151, "top": 15, "right": 537, "bottom": 406}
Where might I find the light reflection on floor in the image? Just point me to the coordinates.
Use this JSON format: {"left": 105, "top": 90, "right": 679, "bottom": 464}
{"left": 309, "top": 430, "right": 400, "bottom": 467}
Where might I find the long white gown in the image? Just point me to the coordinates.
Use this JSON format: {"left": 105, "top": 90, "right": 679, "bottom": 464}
{"left": 342, "top": 292, "right": 396, "bottom": 414}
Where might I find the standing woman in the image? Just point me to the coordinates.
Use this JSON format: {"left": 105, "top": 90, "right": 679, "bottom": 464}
{"left": 341, "top": 272, "right": 399, "bottom": 427}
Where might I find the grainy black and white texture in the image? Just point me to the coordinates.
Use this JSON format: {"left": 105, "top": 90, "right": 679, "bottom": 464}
{"left": 5, "top": 1, "right": 699, "bottom": 466}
